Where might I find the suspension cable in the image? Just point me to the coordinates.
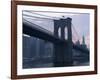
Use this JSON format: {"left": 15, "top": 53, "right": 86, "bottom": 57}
{"left": 23, "top": 15, "right": 52, "bottom": 21}
{"left": 22, "top": 13, "right": 54, "bottom": 20}
{"left": 24, "top": 10, "right": 60, "bottom": 19}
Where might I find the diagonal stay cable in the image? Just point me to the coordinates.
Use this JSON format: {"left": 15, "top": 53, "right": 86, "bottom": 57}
{"left": 72, "top": 23, "right": 80, "bottom": 40}
{"left": 23, "top": 18, "right": 54, "bottom": 35}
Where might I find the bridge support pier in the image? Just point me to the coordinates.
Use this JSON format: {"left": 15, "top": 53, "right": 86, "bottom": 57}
{"left": 54, "top": 42, "right": 73, "bottom": 67}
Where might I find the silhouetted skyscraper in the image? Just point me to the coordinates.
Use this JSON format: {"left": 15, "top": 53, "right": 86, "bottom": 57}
{"left": 81, "top": 36, "right": 87, "bottom": 48}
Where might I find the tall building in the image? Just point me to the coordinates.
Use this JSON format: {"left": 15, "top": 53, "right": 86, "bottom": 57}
{"left": 81, "top": 36, "right": 87, "bottom": 49}
{"left": 75, "top": 36, "right": 87, "bottom": 49}
{"left": 75, "top": 40, "right": 80, "bottom": 46}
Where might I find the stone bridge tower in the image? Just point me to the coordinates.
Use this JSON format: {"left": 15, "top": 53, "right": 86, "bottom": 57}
{"left": 53, "top": 17, "right": 73, "bottom": 67}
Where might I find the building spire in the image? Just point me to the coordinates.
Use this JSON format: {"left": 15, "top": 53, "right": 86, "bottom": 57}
{"left": 81, "top": 35, "right": 87, "bottom": 49}
{"left": 82, "top": 35, "right": 85, "bottom": 45}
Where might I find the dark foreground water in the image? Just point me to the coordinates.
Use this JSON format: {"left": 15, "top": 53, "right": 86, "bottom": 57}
{"left": 23, "top": 57, "right": 89, "bottom": 69}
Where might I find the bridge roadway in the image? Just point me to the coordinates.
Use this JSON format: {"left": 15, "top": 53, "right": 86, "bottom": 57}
{"left": 23, "top": 21, "right": 89, "bottom": 54}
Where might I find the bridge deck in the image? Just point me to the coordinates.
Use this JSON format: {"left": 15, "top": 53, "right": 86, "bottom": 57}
{"left": 23, "top": 22, "right": 89, "bottom": 53}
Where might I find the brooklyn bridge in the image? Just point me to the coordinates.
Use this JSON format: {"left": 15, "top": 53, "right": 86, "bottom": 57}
{"left": 22, "top": 11, "right": 89, "bottom": 68}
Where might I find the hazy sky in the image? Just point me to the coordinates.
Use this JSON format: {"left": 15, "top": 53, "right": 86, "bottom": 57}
{"left": 23, "top": 10, "right": 90, "bottom": 48}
